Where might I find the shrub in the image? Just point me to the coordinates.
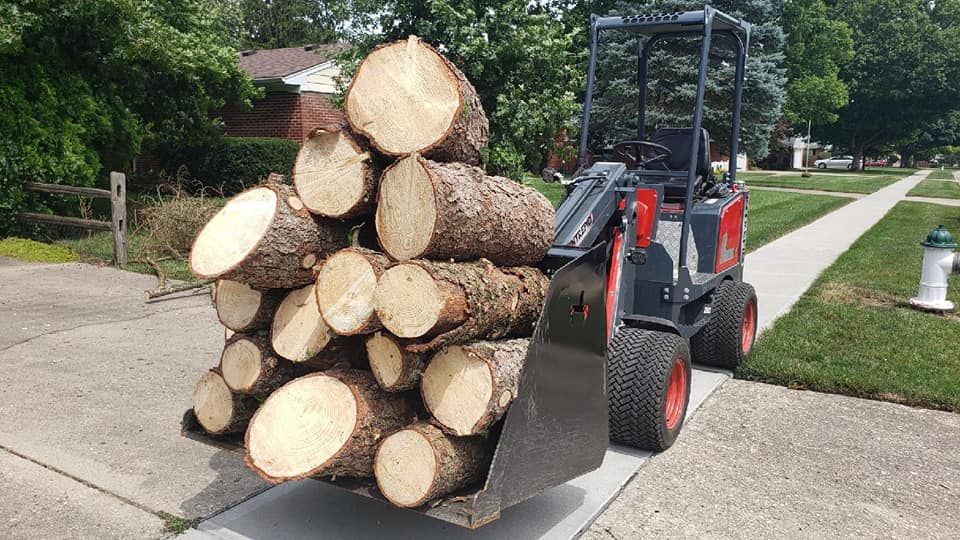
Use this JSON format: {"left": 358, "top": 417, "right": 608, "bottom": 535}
{"left": 159, "top": 137, "right": 300, "bottom": 195}
{"left": 137, "top": 194, "right": 225, "bottom": 258}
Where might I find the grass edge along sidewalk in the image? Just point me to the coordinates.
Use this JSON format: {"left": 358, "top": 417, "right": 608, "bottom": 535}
{"left": 739, "top": 201, "right": 960, "bottom": 412}
{"left": 907, "top": 168, "right": 960, "bottom": 199}
{"left": 740, "top": 168, "right": 917, "bottom": 195}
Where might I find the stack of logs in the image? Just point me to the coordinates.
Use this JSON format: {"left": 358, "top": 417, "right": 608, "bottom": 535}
{"left": 188, "top": 35, "right": 555, "bottom": 509}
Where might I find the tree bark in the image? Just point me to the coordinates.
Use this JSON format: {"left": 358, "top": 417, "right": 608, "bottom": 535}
{"left": 376, "top": 155, "right": 554, "bottom": 265}
{"left": 315, "top": 248, "right": 390, "bottom": 335}
{"left": 193, "top": 370, "right": 257, "bottom": 435}
{"left": 365, "top": 331, "right": 427, "bottom": 392}
{"left": 345, "top": 36, "right": 488, "bottom": 165}
{"left": 374, "top": 421, "right": 490, "bottom": 508}
{"left": 421, "top": 339, "right": 528, "bottom": 436}
{"left": 219, "top": 332, "right": 307, "bottom": 395}
{"left": 245, "top": 369, "right": 416, "bottom": 482}
{"left": 271, "top": 284, "right": 361, "bottom": 367}
{"left": 190, "top": 183, "right": 348, "bottom": 289}
{"left": 214, "top": 280, "right": 283, "bottom": 332}
{"left": 293, "top": 124, "right": 382, "bottom": 219}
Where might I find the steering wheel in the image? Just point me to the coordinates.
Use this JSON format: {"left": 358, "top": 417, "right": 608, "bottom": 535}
{"left": 612, "top": 140, "right": 673, "bottom": 168}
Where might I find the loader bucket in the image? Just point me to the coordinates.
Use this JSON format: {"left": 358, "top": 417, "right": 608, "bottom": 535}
{"left": 182, "top": 243, "right": 609, "bottom": 528}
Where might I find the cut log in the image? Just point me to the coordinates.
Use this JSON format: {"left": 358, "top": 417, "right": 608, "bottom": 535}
{"left": 374, "top": 259, "right": 548, "bottom": 352}
{"left": 293, "top": 125, "right": 381, "bottom": 219}
{"left": 245, "top": 369, "right": 415, "bottom": 482}
{"left": 376, "top": 155, "right": 554, "bottom": 265}
{"left": 190, "top": 183, "right": 348, "bottom": 288}
{"left": 375, "top": 422, "right": 489, "bottom": 508}
{"left": 345, "top": 35, "right": 488, "bottom": 165}
{"left": 421, "top": 339, "right": 528, "bottom": 436}
{"left": 366, "top": 331, "right": 426, "bottom": 392}
{"left": 271, "top": 284, "right": 360, "bottom": 367}
{"left": 315, "top": 248, "right": 389, "bottom": 335}
{"left": 220, "top": 333, "right": 305, "bottom": 395}
{"left": 193, "top": 370, "right": 257, "bottom": 435}
{"left": 214, "top": 280, "right": 282, "bottom": 332}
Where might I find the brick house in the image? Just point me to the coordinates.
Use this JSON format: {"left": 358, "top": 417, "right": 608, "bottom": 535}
{"left": 221, "top": 44, "right": 346, "bottom": 141}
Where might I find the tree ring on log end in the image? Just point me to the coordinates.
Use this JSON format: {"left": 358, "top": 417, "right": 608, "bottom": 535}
{"left": 191, "top": 188, "right": 278, "bottom": 278}
{"left": 498, "top": 390, "right": 513, "bottom": 408}
{"left": 215, "top": 280, "right": 263, "bottom": 331}
{"left": 367, "top": 332, "right": 404, "bottom": 387}
{"left": 422, "top": 346, "right": 493, "bottom": 435}
{"left": 287, "top": 196, "right": 305, "bottom": 211}
{"left": 375, "top": 264, "right": 443, "bottom": 338}
{"left": 316, "top": 250, "right": 379, "bottom": 335}
{"left": 194, "top": 371, "right": 235, "bottom": 434}
{"left": 246, "top": 374, "right": 358, "bottom": 481}
{"left": 294, "top": 129, "right": 370, "bottom": 217}
{"left": 221, "top": 338, "right": 263, "bottom": 393}
{"left": 271, "top": 284, "right": 333, "bottom": 363}
{"left": 301, "top": 253, "right": 317, "bottom": 269}
{"left": 376, "top": 155, "right": 437, "bottom": 261}
{"left": 375, "top": 429, "right": 437, "bottom": 507}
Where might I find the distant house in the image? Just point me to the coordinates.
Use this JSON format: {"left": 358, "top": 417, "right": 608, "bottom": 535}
{"left": 222, "top": 44, "right": 346, "bottom": 141}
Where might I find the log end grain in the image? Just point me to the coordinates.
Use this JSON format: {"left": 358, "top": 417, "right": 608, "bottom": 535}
{"left": 366, "top": 331, "right": 425, "bottom": 391}
{"left": 271, "top": 284, "right": 335, "bottom": 365}
{"left": 190, "top": 187, "right": 278, "bottom": 279}
{"left": 193, "top": 370, "right": 253, "bottom": 435}
{"left": 316, "top": 249, "right": 384, "bottom": 335}
{"left": 293, "top": 126, "right": 377, "bottom": 219}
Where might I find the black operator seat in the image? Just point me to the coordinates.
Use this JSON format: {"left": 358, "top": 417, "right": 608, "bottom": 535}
{"left": 645, "top": 127, "right": 711, "bottom": 202}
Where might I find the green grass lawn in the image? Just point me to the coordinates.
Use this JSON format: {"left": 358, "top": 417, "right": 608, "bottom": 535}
{"left": 907, "top": 169, "right": 960, "bottom": 199}
{"left": 523, "top": 175, "right": 565, "bottom": 207}
{"left": 58, "top": 231, "right": 194, "bottom": 282}
{"left": 0, "top": 237, "right": 78, "bottom": 263}
{"left": 741, "top": 169, "right": 913, "bottom": 194}
{"left": 739, "top": 201, "right": 960, "bottom": 412}
{"left": 746, "top": 190, "right": 851, "bottom": 252}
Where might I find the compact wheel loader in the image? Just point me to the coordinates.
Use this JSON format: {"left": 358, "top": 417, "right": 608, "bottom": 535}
{"left": 184, "top": 6, "right": 757, "bottom": 529}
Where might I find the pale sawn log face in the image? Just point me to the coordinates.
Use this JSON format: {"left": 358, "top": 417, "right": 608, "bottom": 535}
{"left": 344, "top": 36, "right": 488, "bottom": 164}
{"left": 293, "top": 125, "right": 381, "bottom": 219}
{"left": 315, "top": 248, "right": 389, "bottom": 336}
{"left": 270, "top": 283, "right": 361, "bottom": 368}
{"left": 220, "top": 332, "right": 307, "bottom": 395}
{"left": 193, "top": 370, "right": 257, "bottom": 435}
{"left": 214, "top": 280, "right": 282, "bottom": 332}
{"left": 376, "top": 155, "right": 554, "bottom": 266}
{"left": 190, "top": 184, "right": 348, "bottom": 289}
{"left": 374, "top": 421, "right": 490, "bottom": 508}
{"left": 373, "top": 262, "right": 469, "bottom": 339}
{"left": 244, "top": 369, "right": 415, "bottom": 482}
{"left": 421, "top": 339, "right": 528, "bottom": 436}
{"left": 366, "top": 331, "right": 426, "bottom": 392}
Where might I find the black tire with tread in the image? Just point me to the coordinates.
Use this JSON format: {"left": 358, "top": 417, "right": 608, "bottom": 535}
{"left": 691, "top": 280, "right": 758, "bottom": 369}
{"left": 608, "top": 328, "right": 692, "bottom": 451}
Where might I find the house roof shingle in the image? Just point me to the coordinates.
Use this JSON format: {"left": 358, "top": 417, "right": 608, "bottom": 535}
{"left": 238, "top": 44, "right": 345, "bottom": 80}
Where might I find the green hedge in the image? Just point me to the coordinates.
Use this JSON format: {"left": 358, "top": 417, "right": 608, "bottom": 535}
{"left": 161, "top": 137, "right": 300, "bottom": 195}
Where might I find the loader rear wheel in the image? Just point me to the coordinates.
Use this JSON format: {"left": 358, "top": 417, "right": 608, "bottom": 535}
{"left": 691, "top": 280, "right": 758, "bottom": 369}
{"left": 608, "top": 328, "right": 692, "bottom": 451}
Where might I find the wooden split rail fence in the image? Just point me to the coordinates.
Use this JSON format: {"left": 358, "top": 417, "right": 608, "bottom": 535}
{"left": 17, "top": 172, "right": 127, "bottom": 265}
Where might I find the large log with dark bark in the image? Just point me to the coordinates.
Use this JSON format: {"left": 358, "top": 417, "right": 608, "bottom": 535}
{"left": 293, "top": 125, "right": 381, "bottom": 219}
{"left": 315, "top": 248, "right": 390, "bottom": 335}
{"left": 376, "top": 155, "right": 554, "bottom": 265}
{"left": 374, "top": 422, "right": 490, "bottom": 507}
{"left": 214, "top": 280, "right": 282, "bottom": 332}
{"left": 190, "top": 184, "right": 347, "bottom": 288}
{"left": 345, "top": 36, "right": 488, "bottom": 165}
{"left": 365, "top": 331, "right": 426, "bottom": 392}
{"left": 193, "top": 370, "right": 257, "bottom": 435}
{"left": 244, "top": 369, "right": 415, "bottom": 482}
{"left": 373, "top": 259, "right": 548, "bottom": 352}
{"left": 421, "top": 339, "right": 527, "bottom": 436}
{"left": 271, "top": 284, "right": 360, "bottom": 367}
{"left": 219, "top": 333, "right": 306, "bottom": 395}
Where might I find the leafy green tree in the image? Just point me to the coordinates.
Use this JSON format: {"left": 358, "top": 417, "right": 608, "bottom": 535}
{"left": 820, "top": 0, "right": 960, "bottom": 169}
{"left": 233, "top": 0, "right": 379, "bottom": 48}
{"left": 586, "top": 0, "right": 787, "bottom": 161}
{"left": 0, "top": 0, "right": 257, "bottom": 235}
{"left": 781, "top": 0, "right": 853, "bottom": 125}
{"left": 894, "top": 110, "right": 960, "bottom": 167}
{"left": 346, "top": 0, "right": 583, "bottom": 177}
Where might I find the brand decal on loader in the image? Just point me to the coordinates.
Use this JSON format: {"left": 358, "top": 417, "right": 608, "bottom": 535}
{"left": 570, "top": 213, "right": 595, "bottom": 246}
{"left": 715, "top": 196, "right": 744, "bottom": 272}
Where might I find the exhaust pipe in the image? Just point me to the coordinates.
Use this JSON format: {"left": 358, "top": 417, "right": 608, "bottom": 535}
{"left": 910, "top": 225, "right": 958, "bottom": 312}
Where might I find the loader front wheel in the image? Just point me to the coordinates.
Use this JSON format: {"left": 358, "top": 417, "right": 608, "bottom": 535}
{"left": 691, "top": 280, "right": 758, "bottom": 369}
{"left": 608, "top": 328, "right": 692, "bottom": 451}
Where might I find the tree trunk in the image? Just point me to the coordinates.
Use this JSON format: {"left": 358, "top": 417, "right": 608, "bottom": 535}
{"left": 245, "top": 369, "right": 415, "bottom": 482}
{"left": 374, "top": 422, "right": 490, "bottom": 508}
{"left": 374, "top": 259, "right": 548, "bottom": 352}
{"left": 193, "top": 370, "right": 257, "bottom": 435}
{"left": 214, "top": 280, "right": 282, "bottom": 332}
{"left": 421, "top": 339, "right": 528, "bottom": 436}
{"left": 315, "top": 248, "right": 390, "bottom": 335}
{"left": 345, "top": 35, "right": 488, "bottom": 165}
{"left": 271, "top": 283, "right": 361, "bottom": 367}
{"left": 219, "top": 333, "right": 307, "bottom": 395}
{"left": 293, "top": 124, "right": 382, "bottom": 219}
{"left": 190, "top": 184, "right": 348, "bottom": 289}
{"left": 376, "top": 155, "right": 554, "bottom": 265}
{"left": 365, "top": 331, "right": 427, "bottom": 392}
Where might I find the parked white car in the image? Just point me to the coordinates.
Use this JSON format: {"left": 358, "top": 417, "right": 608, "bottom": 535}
{"left": 814, "top": 155, "right": 855, "bottom": 169}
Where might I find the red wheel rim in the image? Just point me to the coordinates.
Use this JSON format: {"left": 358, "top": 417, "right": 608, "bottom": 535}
{"left": 664, "top": 359, "right": 687, "bottom": 430}
{"left": 741, "top": 300, "right": 757, "bottom": 354}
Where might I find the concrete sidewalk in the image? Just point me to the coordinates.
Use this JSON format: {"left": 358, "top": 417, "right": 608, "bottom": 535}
{"left": 0, "top": 259, "right": 267, "bottom": 539}
{"left": 745, "top": 170, "right": 929, "bottom": 330}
